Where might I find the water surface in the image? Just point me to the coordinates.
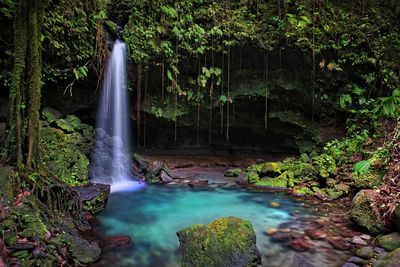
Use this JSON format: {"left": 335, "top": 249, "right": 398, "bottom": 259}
{"left": 94, "top": 185, "right": 311, "bottom": 267}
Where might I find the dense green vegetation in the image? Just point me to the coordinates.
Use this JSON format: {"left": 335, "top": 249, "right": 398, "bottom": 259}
{"left": 0, "top": 0, "right": 399, "bottom": 266}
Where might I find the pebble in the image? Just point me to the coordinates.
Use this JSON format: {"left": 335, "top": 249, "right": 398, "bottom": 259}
{"left": 360, "top": 234, "right": 371, "bottom": 240}
{"left": 289, "top": 238, "right": 312, "bottom": 252}
{"left": 305, "top": 229, "right": 327, "bottom": 240}
{"left": 350, "top": 236, "right": 368, "bottom": 246}
{"left": 347, "top": 256, "right": 367, "bottom": 265}
{"left": 266, "top": 228, "right": 278, "bottom": 236}
{"left": 270, "top": 202, "right": 281, "bottom": 207}
{"left": 327, "top": 237, "right": 351, "bottom": 250}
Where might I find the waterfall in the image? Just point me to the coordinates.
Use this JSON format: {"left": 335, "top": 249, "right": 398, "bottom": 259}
{"left": 90, "top": 39, "right": 144, "bottom": 192}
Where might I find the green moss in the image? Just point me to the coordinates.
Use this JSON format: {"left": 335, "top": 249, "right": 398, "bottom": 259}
{"left": 66, "top": 115, "right": 81, "bottom": 130}
{"left": 55, "top": 119, "right": 74, "bottom": 133}
{"left": 246, "top": 171, "right": 260, "bottom": 184}
{"left": 377, "top": 233, "right": 400, "bottom": 251}
{"left": 254, "top": 177, "right": 287, "bottom": 189}
{"left": 351, "top": 170, "right": 384, "bottom": 188}
{"left": 374, "top": 248, "right": 400, "bottom": 267}
{"left": 177, "top": 217, "right": 260, "bottom": 267}
{"left": 349, "top": 190, "right": 385, "bottom": 234}
{"left": 224, "top": 168, "right": 242, "bottom": 177}
{"left": 293, "top": 186, "right": 313, "bottom": 196}
{"left": 40, "top": 125, "right": 90, "bottom": 186}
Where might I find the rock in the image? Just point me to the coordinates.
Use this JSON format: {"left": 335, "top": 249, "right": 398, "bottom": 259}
{"left": 69, "top": 236, "right": 101, "bottom": 264}
{"left": 291, "top": 253, "right": 315, "bottom": 267}
{"left": 270, "top": 202, "right": 281, "bottom": 207}
{"left": 160, "top": 170, "right": 173, "bottom": 183}
{"left": 42, "top": 107, "right": 61, "bottom": 123}
{"left": 377, "top": 232, "right": 400, "bottom": 251}
{"left": 74, "top": 183, "right": 110, "bottom": 214}
{"left": 350, "top": 236, "right": 369, "bottom": 246}
{"left": 66, "top": 115, "right": 81, "bottom": 130}
{"left": 305, "top": 229, "right": 327, "bottom": 240}
{"left": 373, "top": 247, "right": 400, "bottom": 267}
{"left": 188, "top": 180, "right": 208, "bottom": 188}
{"left": 289, "top": 238, "right": 311, "bottom": 252}
{"left": 355, "top": 246, "right": 375, "bottom": 258}
{"left": 349, "top": 190, "right": 386, "bottom": 234}
{"left": 347, "top": 256, "right": 368, "bottom": 265}
{"left": 55, "top": 119, "right": 74, "bottom": 133}
{"left": 335, "top": 183, "right": 351, "bottom": 193}
{"left": 177, "top": 217, "right": 261, "bottom": 267}
{"left": 246, "top": 171, "right": 260, "bottom": 184}
{"left": 266, "top": 228, "right": 279, "bottom": 235}
{"left": 342, "top": 263, "right": 359, "bottom": 267}
{"left": 374, "top": 247, "right": 388, "bottom": 258}
{"left": 327, "top": 237, "right": 351, "bottom": 250}
{"left": 224, "top": 168, "right": 242, "bottom": 177}
{"left": 145, "top": 160, "right": 174, "bottom": 184}
{"left": 270, "top": 232, "right": 292, "bottom": 242}
{"left": 104, "top": 235, "right": 132, "bottom": 247}
{"left": 326, "top": 178, "right": 337, "bottom": 187}
{"left": 360, "top": 234, "right": 371, "bottom": 240}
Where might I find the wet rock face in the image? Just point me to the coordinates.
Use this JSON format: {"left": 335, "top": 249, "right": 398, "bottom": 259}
{"left": 349, "top": 190, "right": 386, "bottom": 234}
{"left": 73, "top": 183, "right": 111, "bottom": 214}
{"left": 177, "top": 217, "right": 262, "bottom": 267}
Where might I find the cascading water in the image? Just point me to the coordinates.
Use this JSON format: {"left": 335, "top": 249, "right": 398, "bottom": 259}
{"left": 90, "top": 39, "right": 144, "bottom": 192}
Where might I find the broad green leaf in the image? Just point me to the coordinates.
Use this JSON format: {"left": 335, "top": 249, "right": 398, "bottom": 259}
{"left": 354, "top": 160, "right": 370, "bottom": 176}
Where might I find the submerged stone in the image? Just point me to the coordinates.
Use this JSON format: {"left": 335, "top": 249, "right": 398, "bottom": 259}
{"left": 177, "top": 217, "right": 261, "bottom": 267}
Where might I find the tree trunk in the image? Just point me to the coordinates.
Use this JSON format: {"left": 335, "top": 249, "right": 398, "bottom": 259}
{"left": 8, "top": 0, "right": 46, "bottom": 171}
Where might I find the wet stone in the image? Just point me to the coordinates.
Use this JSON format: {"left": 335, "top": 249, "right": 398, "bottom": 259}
{"left": 289, "top": 238, "right": 311, "bottom": 252}
{"left": 355, "top": 246, "right": 375, "bottom": 259}
{"left": 347, "top": 256, "right": 367, "bottom": 265}
{"left": 341, "top": 262, "right": 360, "bottom": 267}
{"left": 327, "top": 237, "right": 351, "bottom": 250}
{"left": 350, "top": 236, "right": 368, "bottom": 246}
{"left": 305, "top": 229, "right": 327, "bottom": 240}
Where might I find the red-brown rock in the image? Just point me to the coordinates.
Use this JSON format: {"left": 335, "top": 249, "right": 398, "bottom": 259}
{"left": 327, "top": 237, "right": 351, "bottom": 250}
{"left": 289, "top": 238, "right": 311, "bottom": 252}
{"left": 305, "top": 229, "right": 327, "bottom": 240}
{"left": 104, "top": 236, "right": 132, "bottom": 247}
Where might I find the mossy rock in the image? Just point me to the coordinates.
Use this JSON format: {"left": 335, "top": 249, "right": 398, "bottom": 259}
{"left": 42, "top": 107, "right": 61, "bottom": 124}
{"left": 373, "top": 248, "right": 400, "bottom": 267}
{"left": 377, "top": 232, "right": 400, "bottom": 252}
{"left": 254, "top": 177, "right": 287, "bottom": 189}
{"left": 41, "top": 126, "right": 90, "bottom": 186}
{"left": 349, "top": 190, "right": 386, "bottom": 234}
{"left": 292, "top": 186, "right": 313, "bottom": 196}
{"left": 258, "top": 162, "right": 282, "bottom": 175}
{"left": 177, "top": 217, "right": 261, "bottom": 267}
{"left": 224, "top": 168, "right": 242, "bottom": 177}
{"left": 55, "top": 119, "right": 74, "bottom": 133}
{"left": 0, "top": 165, "right": 14, "bottom": 202}
{"left": 74, "top": 183, "right": 111, "bottom": 214}
{"left": 66, "top": 114, "right": 81, "bottom": 130}
{"left": 246, "top": 171, "right": 260, "bottom": 184}
{"left": 351, "top": 170, "right": 384, "bottom": 188}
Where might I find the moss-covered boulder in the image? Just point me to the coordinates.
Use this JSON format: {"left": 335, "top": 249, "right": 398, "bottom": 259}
{"left": 74, "top": 183, "right": 111, "bottom": 214}
{"left": 69, "top": 235, "right": 101, "bottom": 264}
{"left": 41, "top": 123, "right": 92, "bottom": 186}
{"left": 377, "top": 232, "right": 400, "bottom": 252}
{"left": 0, "top": 166, "right": 14, "bottom": 202}
{"left": 373, "top": 248, "right": 400, "bottom": 267}
{"left": 42, "top": 107, "right": 61, "bottom": 123}
{"left": 349, "top": 190, "right": 386, "bottom": 234}
{"left": 254, "top": 177, "right": 287, "bottom": 189}
{"left": 177, "top": 217, "right": 261, "bottom": 267}
{"left": 224, "top": 168, "right": 242, "bottom": 177}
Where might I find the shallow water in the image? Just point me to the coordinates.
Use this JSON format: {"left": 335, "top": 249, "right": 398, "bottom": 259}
{"left": 94, "top": 185, "right": 316, "bottom": 267}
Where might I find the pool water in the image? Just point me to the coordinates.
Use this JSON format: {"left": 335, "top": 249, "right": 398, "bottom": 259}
{"left": 93, "top": 185, "right": 311, "bottom": 267}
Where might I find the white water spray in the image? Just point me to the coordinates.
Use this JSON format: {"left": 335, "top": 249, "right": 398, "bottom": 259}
{"left": 90, "top": 39, "right": 144, "bottom": 192}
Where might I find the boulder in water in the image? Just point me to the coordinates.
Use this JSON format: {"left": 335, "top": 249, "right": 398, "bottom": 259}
{"left": 177, "top": 217, "right": 261, "bottom": 267}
